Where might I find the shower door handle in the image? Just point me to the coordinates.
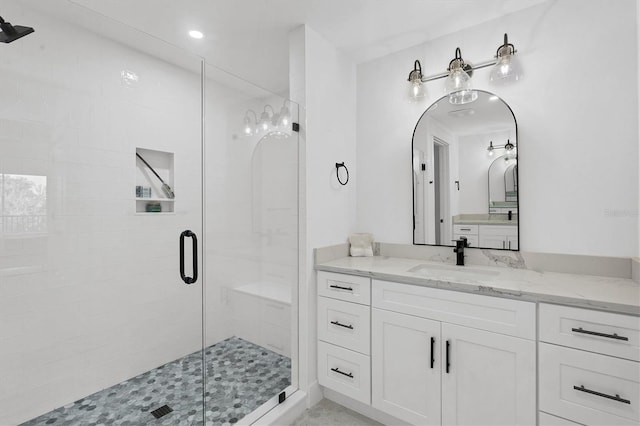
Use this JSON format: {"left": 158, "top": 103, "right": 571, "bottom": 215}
{"left": 179, "top": 230, "right": 198, "bottom": 284}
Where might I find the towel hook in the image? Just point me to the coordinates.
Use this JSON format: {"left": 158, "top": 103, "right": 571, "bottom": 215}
{"left": 335, "top": 162, "right": 349, "bottom": 186}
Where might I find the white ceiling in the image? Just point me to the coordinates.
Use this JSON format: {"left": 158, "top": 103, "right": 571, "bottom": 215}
{"left": 26, "top": 0, "right": 547, "bottom": 95}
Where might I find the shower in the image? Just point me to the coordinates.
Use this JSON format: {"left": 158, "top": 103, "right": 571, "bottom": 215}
{"left": 0, "top": 15, "right": 34, "bottom": 43}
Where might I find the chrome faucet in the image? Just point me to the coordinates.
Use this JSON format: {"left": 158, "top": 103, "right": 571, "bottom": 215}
{"left": 453, "top": 237, "right": 469, "bottom": 266}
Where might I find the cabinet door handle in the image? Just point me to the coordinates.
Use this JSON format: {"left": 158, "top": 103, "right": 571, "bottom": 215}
{"left": 330, "top": 320, "right": 354, "bottom": 330}
{"left": 573, "top": 385, "right": 631, "bottom": 404}
{"left": 329, "top": 284, "right": 353, "bottom": 292}
{"left": 502, "top": 241, "right": 505, "bottom": 249}
{"left": 445, "top": 340, "right": 451, "bottom": 373}
{"left": 430, "top": 337, "right": 435, "bottom": 369}
{"left": 571, "top": 327, "right": 629, "bottom": 341}
{"left": 508, "top": 240, "right": 511, "bottom": 249}
{"left": 179, "top": 230, "right": 198, "bottom": 284}
{"left": 331, "top": 367, "right": 354, "bottom": 379}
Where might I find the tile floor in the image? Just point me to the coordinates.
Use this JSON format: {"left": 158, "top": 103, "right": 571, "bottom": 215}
{"left": 291, "top": 399, "right": 382, "bottom": 426}
{"left": 22, "top": 337, "right": 291, "bottom": 426}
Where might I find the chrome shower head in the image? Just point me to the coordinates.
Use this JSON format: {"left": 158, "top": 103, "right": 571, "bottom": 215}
{"left": 0, "top": 16, "right": 34, "bottom": 43}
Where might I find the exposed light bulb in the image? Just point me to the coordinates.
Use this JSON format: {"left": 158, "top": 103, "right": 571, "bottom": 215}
{"left": 189, "top": 30, "right": 204, "bottom": 39}
{"left": 490, "top": 34, "right": 522, "bottom": 84}
{"left": 279, "top": 104, "right": 291, "bottom": 127}
{"left": 259, "top": 111, "right": 270, "bottom": 131}
{"left": 407, "top": 60, "right": 426, "bottom": 101}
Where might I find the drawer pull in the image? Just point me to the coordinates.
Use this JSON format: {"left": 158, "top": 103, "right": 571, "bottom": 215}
{"left": 430, "top": 337, "right": 435, "bottom": 369}
{"left": 330, "top": 320, "right": 354, "bottom": 330}
{"left": 445, "top": 340, "right": 451, "bottom": 373}
{"left": 329, "top": 284, "right": 353, "bottom": 292}
{"left": 331, "top": 367, "right": 354, "bottom": 379}
{"left": 573, "top": 385, "right": 631, "bottom": 404}
{"left": 460, "top": 228, "right": 471, "bottom": 231}
{"left": 571, "top": 327, "right": 629, "bottom": 341}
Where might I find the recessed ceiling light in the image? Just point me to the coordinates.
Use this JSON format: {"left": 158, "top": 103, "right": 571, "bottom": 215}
{"left": 189, "top": 30, "right": 203, "bottom": 39}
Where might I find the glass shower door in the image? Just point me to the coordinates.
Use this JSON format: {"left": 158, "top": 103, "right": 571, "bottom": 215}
{"left": 203, "top": 64, "right": 299, "bottom": 424}
{"left": 0, "top": 2, "right": 206, "bottom": 425}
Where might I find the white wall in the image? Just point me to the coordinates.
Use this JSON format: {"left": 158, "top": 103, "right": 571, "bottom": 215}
{"left": 357, "top": 0, "right": 639, "bottom": 257}
{"left": 289, "top": 25, "right": 357, "bottom": 399}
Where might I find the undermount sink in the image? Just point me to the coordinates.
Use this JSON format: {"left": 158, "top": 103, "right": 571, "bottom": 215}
{"left": 407, "top": 263, "right": 500, "bottom": 277}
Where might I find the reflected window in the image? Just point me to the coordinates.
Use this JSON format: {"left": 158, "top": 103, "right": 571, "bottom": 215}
{"left": 0, "top": 174, "right": 47, "bottom": 235}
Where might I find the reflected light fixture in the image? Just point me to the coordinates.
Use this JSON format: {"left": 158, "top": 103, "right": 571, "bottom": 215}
{"left": 242, "top": 110, "right": 257, "bottom": 136}
{"left": 189, "top": 30, "right": 204, "bottom": 39}
{"left": 279, "top": 100, "right": 292, "bottom": 127}
{"left": 241, "top": 100, "right": 295, "bottom": 139}
{"left": 490, "top": 33, "right": 521, "bottom": 84}
{"left": 259, "top": 105, "right": 276, "bottom": 131}
{"left": 407, "top": 60, "right": 426, "bottom": 100}
{"left": 444, "top": 48, "right": 477, "bottom": 105}
{"left": 487, "top": 140, "right": 517, "bottom": 157}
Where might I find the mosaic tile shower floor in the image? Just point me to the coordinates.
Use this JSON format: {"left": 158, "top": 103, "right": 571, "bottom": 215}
{"left": 22, "top": 337, "right": 291, "bottom": 426}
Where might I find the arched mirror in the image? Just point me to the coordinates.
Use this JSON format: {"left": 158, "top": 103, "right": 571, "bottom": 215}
{"left": 412, "top": 90, "right": 519, "bottom": 250}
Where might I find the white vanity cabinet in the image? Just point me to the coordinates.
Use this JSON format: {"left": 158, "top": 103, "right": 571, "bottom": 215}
{"left": 452, "top": 224, "right": 479, "bottom": 248}
{"left": 538, "top": 303, "right": 640, "bottom": 426}
{"left": 478, "top": 224, "right": 518, "bottom": 250}
{"left": 371, "top": 279, "right": 536, "bottom": 426}
{"left": 316, "top": 271, "right": 372, "bottom": 405}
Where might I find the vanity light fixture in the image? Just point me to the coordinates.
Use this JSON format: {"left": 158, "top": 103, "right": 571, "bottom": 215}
{"left": 487, "top": 140, "right": 517, "bottom": 157}
{"left": 487, "top": 141, "right": 495, "bottom": 157}
{"left": 278, "top": 100, "right": 292, "bottom": 127}
{"left": 242, "top": 110, "right": 258, "bottom": 136}
{"left": 241, "top": 102, "right": 294, "bottom": 138}
{"left": 408, "top": 60, "right": 426, "bottom": 100}
{"left": 406, "top": 33, "right": 521, "bottom": 100}
{"left": 259, "top": 105, "right": 276, "bottom": 131}
{"left": 490, "top": 33, "right": 522, "bottom": 84}
{"left": 444, "top": 48, "right": 478, "bottom": 105}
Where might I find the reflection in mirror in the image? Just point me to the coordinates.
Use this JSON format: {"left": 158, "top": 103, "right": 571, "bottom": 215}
{"left": 412, "top": 90, "right": 519, "bottom": 249}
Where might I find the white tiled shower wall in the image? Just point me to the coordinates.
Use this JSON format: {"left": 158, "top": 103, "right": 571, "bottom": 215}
{"left": 0, "top": 4, "right": 204, "bottom": 425}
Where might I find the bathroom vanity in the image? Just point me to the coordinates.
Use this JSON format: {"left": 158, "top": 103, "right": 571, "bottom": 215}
{"left": 315, "top": 255, "right": 639, "bottom": 426}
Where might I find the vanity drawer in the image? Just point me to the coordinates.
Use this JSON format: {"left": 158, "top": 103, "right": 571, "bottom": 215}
{"left": 318, "top": 341, "right": 371, "bottom": 405}
{"left": 453, "top": 233, "right": 479, "bottom": 247}
{"left": 539, "top": 412, "right": 583, "bottom": 425}
{"left": 372, "top": 279, "right": 535, "bottom": 339}
{"left": 539, "top": 304, "right": 640, "bottom": 362}
{"left": 539, "top": 343, "right": 640, "bottom": 426}
{"left": 318, "top": 296, "right": 370, "bottom": 355}
{"left": 318, "top": 271, "right": 371, "bottom": 305}
{"left": 453, "top": 224, "right": 478, "bottom": 235}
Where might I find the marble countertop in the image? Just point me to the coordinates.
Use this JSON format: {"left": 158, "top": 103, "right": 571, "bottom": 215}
{"left": 315, "top": 256, "right": 640, "bottom": 315}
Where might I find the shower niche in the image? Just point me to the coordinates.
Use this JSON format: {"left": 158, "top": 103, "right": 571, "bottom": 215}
{"left": 135, "top": 147, "right": 175, "bottom": 214}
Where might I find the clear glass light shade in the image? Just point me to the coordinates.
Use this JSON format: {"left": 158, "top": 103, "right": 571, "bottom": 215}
{"left": 242, "top": 116, "right": 254, "bottom": 135}
{"left": 408, "top": 80, "right": 426, "bottom": 100}
{"left": 490, "top": 52, "right": 522, "bottom": 84}
{"left": 445, "top": 67, "right": 477, "bottom": 105}
{"left": 448, "top": 89, "right": 478, "bottom": 105}
{"left": 259, "top": 111, "right": 271, "bottom": 131}
{"left": 279, "top": 105, "right": 291, "bottom": 127}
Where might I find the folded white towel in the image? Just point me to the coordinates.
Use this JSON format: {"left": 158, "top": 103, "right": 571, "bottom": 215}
{"left": 349, "top": 233, "right": 374, "bottom": 257}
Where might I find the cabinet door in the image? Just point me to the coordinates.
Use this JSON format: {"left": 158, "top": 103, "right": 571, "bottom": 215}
{"left": 441, "top": 323, "right": 536, "bottom": 426}
{"left": 372, "top": 308, "right": 441, "bottom": 426}
{"left": 478, "top": 234, "right": 507, "bottom": 249}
